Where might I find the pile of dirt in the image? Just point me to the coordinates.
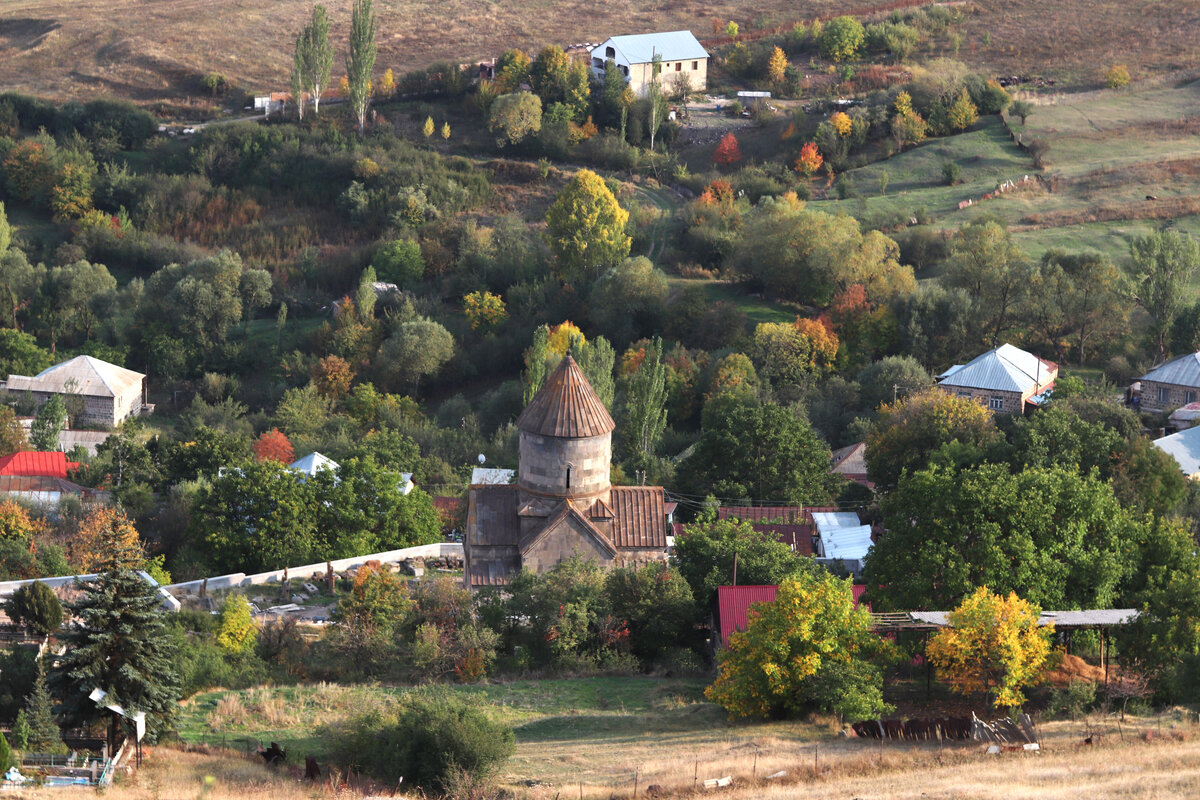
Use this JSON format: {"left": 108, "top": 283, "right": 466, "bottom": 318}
{"left": 1043, "top": 654, "right": 1108, "bottom": 687}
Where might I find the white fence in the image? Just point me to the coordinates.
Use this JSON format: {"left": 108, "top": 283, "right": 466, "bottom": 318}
{"left": 162, "top": 542, "right": 464, "bottom": 597}
{"left": 0, "top": 571, "right": 180, "bottom": 612}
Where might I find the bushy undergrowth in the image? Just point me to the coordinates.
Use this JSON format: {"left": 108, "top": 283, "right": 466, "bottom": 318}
{"left": 326, "top": 694, "right": 514, "bottom": 794}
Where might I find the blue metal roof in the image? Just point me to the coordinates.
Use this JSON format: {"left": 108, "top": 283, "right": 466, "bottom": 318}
{"left": 1142, "top": 352, "right": 1200, "bottom": 387}
{"left": 1154, "top": 425, "right": 1200, "bottom": 476}
{"left": 937, "top": 343, "right": 1054, "bottom": 393}
{"left": 595, "top": 31, "right": 708, "bottom": 64}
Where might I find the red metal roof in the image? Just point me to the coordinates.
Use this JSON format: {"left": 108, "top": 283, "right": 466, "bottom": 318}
{"left": 717, "top": 585, "right": 778, "bottom": 648}
{"left": 751, "top": 523, "right": 816, "bottom": 556}
{"left": 717, "top": 583, "right": 869, "bottom": 648}
{"left": 717, "top": 506, "right": 838, "bottom": 523}
{"left": 0, "top": 451, "right": 80, "bottom": 479}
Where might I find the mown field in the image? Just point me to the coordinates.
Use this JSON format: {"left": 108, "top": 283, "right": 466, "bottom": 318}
{"left": 165, "top": 676, "right": 1200, "bottom": 799}
{"left": 3, "top": 0, "right": 1200, "bottom": 104}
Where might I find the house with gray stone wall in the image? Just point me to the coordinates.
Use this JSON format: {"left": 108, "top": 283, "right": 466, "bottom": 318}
{"left": 464, "top": 355, "right": 668, "bottom": 587}
{"left": 935, "top": 343, "right": 1057, "bottom": 415}
{"left": 3, "top": 355, "right": 149, "bottom": 428}
{"left": 1138, "top": 352, "right": 1200, "bottom": 414}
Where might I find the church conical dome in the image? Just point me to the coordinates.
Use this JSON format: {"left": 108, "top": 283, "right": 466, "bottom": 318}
{"left": 517, "top": 355, "right": 615, "bottom": 439}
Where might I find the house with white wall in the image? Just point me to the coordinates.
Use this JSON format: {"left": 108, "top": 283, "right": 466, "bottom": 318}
{"left": 589, "top": 31, "right": 708, "bottom": 97}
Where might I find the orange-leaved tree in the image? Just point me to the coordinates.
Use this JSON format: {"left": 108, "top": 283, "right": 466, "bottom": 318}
{"left": 70, "top": 506, "right": 145, "bottom": 573}
{"left": 713, "top": 133, "right": 742, "bottom": 167}
{"left": 794, "top": 316, "right": 840, "bottom": 371}
{"left": 0, "top": 499, "right": 44, "bottom": 542}
{"left": 311, "top": 355, "right": 356, "bottom": 401}
{"left": 927, "top": 587, "right": 1053, "bottom": 709}
{"left": 253, "top": 428, "right": 295, "bottom": 464}
{"left": 706, "top": 570, "right": 892, "bottom": 720}
{"left": 795, "top": 141, "right": 823, "bottom": 176}
{"left": 463, "top": 290, "right": 508, "bottom": 331}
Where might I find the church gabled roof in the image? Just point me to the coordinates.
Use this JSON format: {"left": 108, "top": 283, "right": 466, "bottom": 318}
{"left": 516, "top": 355, "right": 615, "bottom": 438}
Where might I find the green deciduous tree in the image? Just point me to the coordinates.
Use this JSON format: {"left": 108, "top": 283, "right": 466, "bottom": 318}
{"left": 143, "top": 251, "right": 270, "bottom": 354}
{"left": 488, "top": 92, "right": 542, "bottom": 145}
{"left": 1128, "top": 229, "right": 1200, "bottom": 360}
{"left": 545, "top": 169, "right": 631, "bottom": 283}
{"left": 215, "top": 595, "right": 258, "bottom": 655}
{"left": 616, "top": 337, "right": 668, "bottom": 466}
{"left": 928, "top": 587, "right": 1053, "bottom": 708}
{"left": 605, "top": 562, "right": 698, "bottom": 663}
{"left": 706, "top": 572, "right": 890, "bottom": 720}
{"left": 672, "top": 518, "right": 820, "bottom": 609}
{"left": 942, "top": 219, "right": 1031, "bottom": 348}
{"left": 855, "top": 355, "right": 932, "bottom": 412}
{"left": 681, "top": 399, "right": 835, "bottom": 505}
{"left": 378, "top": 316, "right": 455, "bottom": 393}
{"left": 1026, "top": 250, "right": 1128, "bottom": 364}
{"left": 820, "top": 16, "right": 866, "bottom": 62}
{"left": 865, "top": 389, "right": 1000, "bottom": 491}
{"left": 50, "top": 569, "right": 180, "bottom": 752}
{"left": 346, "top": 0, "right": 378, "bottom": 133}
{"left": 867, "top": 463, "right": 1135, "bottom": 612}
{"left": 332, "top": 560, "right": 412, "bottom": 656}
{"left": 589, "top": 257, "right": 668, "bottom": 346}
{"left": 311, "top": 458, "right": 442, "bottom": 557}
{"left": 299, "top": 5, "right": 333, "bottom": 115}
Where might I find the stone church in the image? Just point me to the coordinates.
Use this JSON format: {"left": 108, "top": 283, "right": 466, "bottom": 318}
{"left": 464, "top": 355, "right": 669, "bottom": 586}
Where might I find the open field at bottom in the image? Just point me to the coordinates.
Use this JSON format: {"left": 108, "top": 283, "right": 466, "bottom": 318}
{"left": 13, "top": 721, "right": 1200, "bottom": 800}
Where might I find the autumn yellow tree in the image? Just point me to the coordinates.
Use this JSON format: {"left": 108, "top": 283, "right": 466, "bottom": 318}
{"left": 71, "top": 506, "right": 145, "bottom": 573}
{"left": 766, "top": 46, "right": 788, "bottom": 84}
{"left": 441, "top": 121, "right": 451, "bottom": 140}
{"left": 377, "top": 68, "right": 396, "bottom": 97}
{"left": 0, "top": 500, "right": 43, "bottom": 542}
{"left": 706, "top": 572, "right": 891, "bottom": 720}
{"left": 830, "top": 111, "right": 852, "bottom": 137}
{"left": 423, "top": 116, "right": 435, "bottom": 138}
{"left": 547, "top": 321, "right": 585, "bottom": 354}
{"left": 463, "top": 291, "right": 508, "bottom": 331}
{"left": 928, "top": 587, "right": 1053, "bottom": 709}
{"left": 215, "top": 595, "right": 258, "bottom": 655}
{"left": 793, "top": 316, "right": 839, "bottom": 370}
{"left": 947, "top": 89, "right": 979, "bottom": 131}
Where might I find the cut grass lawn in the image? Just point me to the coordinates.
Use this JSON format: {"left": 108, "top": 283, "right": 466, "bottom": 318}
{"left": 667, "top": 277, "right": 800, "bottom": 328}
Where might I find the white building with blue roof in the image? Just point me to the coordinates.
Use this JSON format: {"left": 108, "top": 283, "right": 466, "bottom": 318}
{"left": 936, "top": 343, "right": 1057, "bottom": 415}
{"left": 589, "top": 31, "right": 708, "bottom": 96}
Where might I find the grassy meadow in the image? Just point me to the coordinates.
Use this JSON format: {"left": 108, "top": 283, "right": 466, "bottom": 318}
{"left": 164, "top": 676, "right": 1200, "bottom": 799}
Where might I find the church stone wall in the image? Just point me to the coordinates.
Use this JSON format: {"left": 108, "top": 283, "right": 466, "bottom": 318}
{"left": 519, "top": 431, "right": 611, "bottom": 497}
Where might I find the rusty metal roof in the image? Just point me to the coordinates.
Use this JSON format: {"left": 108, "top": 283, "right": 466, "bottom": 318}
{"left": 751, "top": 523, "right": 816, "bottom": 556}
{"left": 517, "top": 356, "right": 615, "bottom": 439}
{"left": 466, "top": 485, "right": 521, "bottom": 547}
{"left": 609, "top": 486, "right": 667, "bottom": 548}
{"left": 717, "top": 506, "right": 838, "bottom": 524}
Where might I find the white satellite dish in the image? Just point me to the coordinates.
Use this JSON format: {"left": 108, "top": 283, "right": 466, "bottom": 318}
{"left": 477, "top": 453, "right": 486, "bottom": 464}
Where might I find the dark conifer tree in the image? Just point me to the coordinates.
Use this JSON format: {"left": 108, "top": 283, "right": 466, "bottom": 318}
{"left": 49, "top": 570, "right": 179, "bottom": 752}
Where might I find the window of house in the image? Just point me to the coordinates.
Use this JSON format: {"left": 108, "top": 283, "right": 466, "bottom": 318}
{"left": 1160, "top": 387, "right": 1171, "bottom": 403}
{"left": 606, "top": 46, "right": 615, "bottom": 59}
{"left": 675, "top": 62, "right": 682, "bottom": 71}
{"left": 1188, "top": 391, "right": 1197, "bottom": 404}
{"left": 989, "top": 396, "right": 1004, "bottom": 411}
{"left": 693, "top": 61, "right": 699, "bottom": 70}
{"left": 621, "top": 65, "right": 629, "bottom": 76}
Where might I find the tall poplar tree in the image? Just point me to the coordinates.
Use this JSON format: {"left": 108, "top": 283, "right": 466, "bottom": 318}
{"left": 49, "top": 570, "right": 180, "bottom": 753}
{"left": 306, "top": 5, "right": 333, "bottom": 116}
{"left": 618, "top": 337, "right": 667, "bottom": 465}
{"left": 346, "top": 0, "right": 378, "bottom": 133}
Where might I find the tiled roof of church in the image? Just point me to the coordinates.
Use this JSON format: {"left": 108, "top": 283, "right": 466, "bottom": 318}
{"left": 516, "top": 355, "right": 615, "bottom": 438}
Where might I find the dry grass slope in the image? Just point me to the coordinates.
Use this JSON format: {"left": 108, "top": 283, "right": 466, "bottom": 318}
{"left": 3, "top": 0, "right": 1200, "bottom": 103}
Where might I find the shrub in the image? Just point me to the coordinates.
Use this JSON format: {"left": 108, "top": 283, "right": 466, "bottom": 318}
{"left": 330, "top": 695, "right": 514, "bottom": 793}
{"left": 1046, "top": 678, "right": 1097, "bottom": 719}
{"left": 942, "top": 162, "right": 962, "bottom": 186}
{"left": 1105, "top": 65, "right": 1130, "bottom": 89}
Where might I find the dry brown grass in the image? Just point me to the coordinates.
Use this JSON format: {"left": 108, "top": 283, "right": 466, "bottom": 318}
{"left": 3, "top": 0, "right": 1200, "bottom": 104}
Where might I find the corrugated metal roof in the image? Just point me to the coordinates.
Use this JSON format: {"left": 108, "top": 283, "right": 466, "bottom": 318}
{"left": 717, "top": 585, "right": 778, "bottom": 648}
{"left": 58, "top": 430, "right": 111, "bottom": 456}
{"left": 811, "top": 511, "right": 862, "bottom": 535}
{"left": 5, "top": 355, "right": 144, "bottom": 398}
{"left": 718, "top": 583, "right": 868, "bottom": 648}
{"left": 818, "top": 524, "right": 874, "bottom": 561}
{"left": 1154, "top": 426, "right": 1200, "bottom": 476}
{"left": 609, "top": 486, "right": 666, "bottom": 548}
{"left": 470, "top": 467, "right": 515, "bottom": 485}
{"left": 517, "top": 356, "right": 615, "bottom": 439}
{"left": 0, "top": 451, "right": 79, "bottom": 478}
{"left": 910, "top": 609, "right": 1139, "bottom": 628}
{"left": 289, "top": 452, "right": 339, "bottom": 476}
{"left": 1142, "top": 352, "right": 1200, "bottom": 387}
{"left": 830, "top": 442, "right": 867, "bottom": 476}
{"left": 594, "top": 30, "right": 708, "bottom": 64}
{"left": 937, "top": 343, "right": 1056, "bottom": 393}
{"left": 751, "top": 523, "right": 815, "bottom": 556}
{"left": 0, "top": 475, "right": 87, "bottom": 493}
{"left": 717, "top": 506, "right": 838, "bottom": 523}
